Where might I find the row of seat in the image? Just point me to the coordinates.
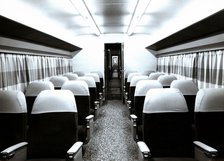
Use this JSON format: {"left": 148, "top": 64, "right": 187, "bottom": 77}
{"left": 124, "top": 72, "right": 224, "bottom": 160}
{"left": 0, "top": 71, "right": 104, "bottom": 161}
{"left": 124, "top": 72, "right": 177, "bottom": 114}
{"left": 137, "top": 87, "right": 224, "bottom": 161}
{"left": 0, "top": 90, "right": 83, "bottom": 161}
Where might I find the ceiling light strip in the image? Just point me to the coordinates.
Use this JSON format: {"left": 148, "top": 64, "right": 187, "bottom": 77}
{"left": 69, "top": 0, "right": 101, "bottom": 36}
{"left": 127, "top": 0, "right": 152, "bottom": 36}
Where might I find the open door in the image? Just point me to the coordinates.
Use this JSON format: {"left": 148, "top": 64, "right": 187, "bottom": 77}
{"left": 104, "top": 43, "right": 124, "bottom": 100}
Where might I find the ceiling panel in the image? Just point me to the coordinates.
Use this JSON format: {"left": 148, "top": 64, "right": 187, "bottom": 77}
{"left": 85, "top": 0, "right": 137, "bottom": 34}
{"left": 0, "top": 0, "right": 224, "bottom": 48}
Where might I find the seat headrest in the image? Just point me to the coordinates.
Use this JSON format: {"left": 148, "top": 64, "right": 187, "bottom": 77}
{"left": 143, "top": 88, "right": 188, "bottom": 113}
{"left": 148, "top": 72, "right": 164, "bottom": 80}
{"left": 130, "top": 75, "right": 149, "bottom": 87}
{"left": 142, "top": 70, "right": 155, "bottom": 76}
{"left": 32, "top": 90, "right": 77, "bottom": 114}
{"left": 195, "top": 88, "right": 224, "bottom": 112}
{"left": 135, "top": 80, "right": 163, "bottom": 96}
{"left": 125, "top": 71, "right": 138, "bottom": 78}
{"left": 61, "top": 80, "right": 90, "bottom": 96}
{"left": 77, "top": 76, "right": 96, "bottom": 87}
{"left": 73, "top": 71, "right": 85, "bottom": 76}
{"left": 25, "top": 81, "right": 54, "bottom": 96}
{"left": 158, "top": 75, "right": 177, "bottom": 86}
{"left": 91, "top": 71, "right": 103, "bottom": 78}
{"left": 63, "top": 73, "right": 78, "bottom": 80}
{"left": 171, "top": 80, "right": 198, "bottom": 95}
{"left": 49, "top": 76, "right": 68, "bottom": 87}
{"left": 0, "top": 90, "right": 27, "bottom": 113}
{"left": 85, "top": 73, "right": 100, "bottom": 82}
{"left": 127, "top": 73, "right": 141, "bottom": 82}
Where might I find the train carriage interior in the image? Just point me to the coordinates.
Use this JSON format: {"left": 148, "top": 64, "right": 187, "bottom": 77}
{"left": 0, "top": 0, "right": 224, "bottom": 161}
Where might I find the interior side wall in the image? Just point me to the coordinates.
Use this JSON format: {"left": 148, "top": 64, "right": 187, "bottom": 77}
{"left": 156, "top": 33, "right": 224, "bottom": 89}
{"left": 0, "top": 37, "right": 74, "bottom": 91}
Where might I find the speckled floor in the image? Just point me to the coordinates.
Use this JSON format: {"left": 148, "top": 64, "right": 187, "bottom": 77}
{"left": 83, "top": 100, "right": 139, "bottom": 161}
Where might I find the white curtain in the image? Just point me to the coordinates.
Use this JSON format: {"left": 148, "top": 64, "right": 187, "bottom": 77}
{"left": 0, "top": 53, "right": 73, "bottom": 91}
{"left": 197, "top": 50, "right": 224, "bottom": 88}
{"left": 157, "top": 50, "right": 223, "bottom": 89}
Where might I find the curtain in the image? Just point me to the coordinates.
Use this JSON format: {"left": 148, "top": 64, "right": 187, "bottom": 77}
{"left": 0, "top": 53, "right": 73, "bottom": 91}
{"left": 197, "top": 50, "right": 223, "bottom": 88}
{"left": 157, "top": 50, "right": 223, "bottom": 89}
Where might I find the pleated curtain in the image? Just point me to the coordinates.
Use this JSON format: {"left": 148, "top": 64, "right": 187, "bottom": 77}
{"left": 0, "top": 53, "right": 73, "bottom": 91}
{"left": 157, "top": 50, "right": 224, "bottom": 89}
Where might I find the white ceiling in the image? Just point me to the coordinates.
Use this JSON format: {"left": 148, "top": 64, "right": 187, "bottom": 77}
{"left": 0, "top": 0, "right": 224, "bottom": 45}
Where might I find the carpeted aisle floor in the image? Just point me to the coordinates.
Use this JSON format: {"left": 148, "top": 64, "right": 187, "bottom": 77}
{"left": 83, "top": 100, "right": 139, "bottom": 161}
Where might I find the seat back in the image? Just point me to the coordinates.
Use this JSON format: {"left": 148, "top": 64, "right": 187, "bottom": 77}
{"left": 124, "top": 71, "right": 137, "bottom": 85}
{"left": 91, "top": 71, "right": 104, "bottom": 92}
{"left": 171, "top": 80, "right": 198, "bottom": 123}
{"left": 126, "top": 73, "right": 141, "bottom": 97}
{"left": 77, "top": 76, "right": 97, "bottom": 110}
{"left": 73, "top": 71, "right": 85, "bottom": 76}
{"left": 25, "top": 81, "right": 54, "bottom": 115}
{"left": 62, "top": 80, "right": 90, "bottom": 125}
{"left": 143, "top": 88, "right": 193, "bottom": 157}
{"left": 157, "top": 75, "right": 177, "bottom": 88}
{"left": 49, "top": 76, "right": 68, "bottom": 89}
{"left": 0, "top": 90, "right": 27, "bottom": 151}
{"left": 129, "top": 75, "right": 149, "bottom": 112}
{"left": 148, "top": 72, "right": 164, "bottom": 80}
{"left": 85, "top": 73, "right": 100, "bottom": 99}
{"left": 27, "top": 90, "right": 78, "bottom": 159}
{"left": 134, "top": 80, "right": 163, "bottom": 125}
{"left": 63, "top": 73, "right": 79, "bottom": 80}
{"left": 195, "top": 88, "right": 224, "bottom": 157}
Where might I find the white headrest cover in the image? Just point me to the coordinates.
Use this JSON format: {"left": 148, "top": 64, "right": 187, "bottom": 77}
{"left": 195, "top": 88, "right": 224, "bottom": 112}
{"left": 143, "top": 88, "right": 188, "bottom": 113}
{"left": 49, "top": 76, "right": 68, "bottom": 87}
{"left": 125, "top": 71, "right": 138, "bottom": 78}
{"left": 77, "top": 76, "right": 96, "bottom": 87}
{"left": 158, "top": 75, "right": 177, "bottom": 86}
{"left": 74, "top": 71, "right": 85, "bottom": 76}
{"left": 25, "top": 81, "right": 54, "bottom": 96}
{"left": 0, "top": 90, "right": 27, "bottom": 113}
{"left": 61, "top": 80, "right": 90, "bottom": 96}
{"left": 135, "top": 80, "right": 163, "bottom": 96}
{"left": 91, "top": 71, "right": 103, "bottom": 78}
{"left": 127, "top": 73, "right": 141, "bottom": 82}
{"left": 148, "top": 72, "right": 164, "bottom": 80}
{"left": 130, "top": 75, "right": 149, "bottom": 87}
{"left": 171, "top": 80, "right": 198, "bottom": 95}
{"left": 63, "top": 73, "right": 78, "bottom": 80}
{"left": 85, "top": 73, "right": 100, "bottom": 82}
{"left": 32, "top": 90, "right": 77, "bottom": 114}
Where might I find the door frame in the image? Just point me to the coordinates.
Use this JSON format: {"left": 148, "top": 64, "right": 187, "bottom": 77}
{"left": 104, "top": 43, "right": 124, "bottom": 100}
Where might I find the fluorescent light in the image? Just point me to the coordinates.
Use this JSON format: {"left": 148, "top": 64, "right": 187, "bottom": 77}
{"left": 127, "top": 0, "right": 151, "bottom": 36}
{"left": 69, "top": 0, "right": 101, "bottom": 36}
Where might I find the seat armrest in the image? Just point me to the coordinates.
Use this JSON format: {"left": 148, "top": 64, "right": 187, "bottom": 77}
{"left": 0, "top": 142, "right": 28, "bottom": 161}
{"left": 127, "top": 100, "right": 132, "bottom": 113}
{"left": 125, "top": 92, "right": 128, "bottom": 99}
{"left": 124, "top": 92, "right": 128, "bottom": 105}
{"left": 130, "top": 114, "right": 137, "bottom": 140}
{"left": 137, "top": 141, "right": 151, "bottom": 161}
{"left": 86, "top": 114, "right": 94, "bottom": 120}
{"left": 94, "top": 100, "right": 99, "bottom": 118}
{"left": 67, "top": 141, "right": 83, "bottom": 161}
{"left": 194, "top": 141, "right": 218, "bottom": 160}
{"left": 85, "top": 115, "right": 94, "bottom": 142}
{"left": 99, "top": 92, "right": 103, "bottom": 106}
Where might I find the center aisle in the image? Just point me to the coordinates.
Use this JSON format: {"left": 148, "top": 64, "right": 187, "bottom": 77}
{"left": 83, "top": 100, "right": 139, "bottom": 161}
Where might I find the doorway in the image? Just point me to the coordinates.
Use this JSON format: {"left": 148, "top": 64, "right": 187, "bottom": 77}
{"left": 104, "top": 43, "right": 124, "bottom": 100}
